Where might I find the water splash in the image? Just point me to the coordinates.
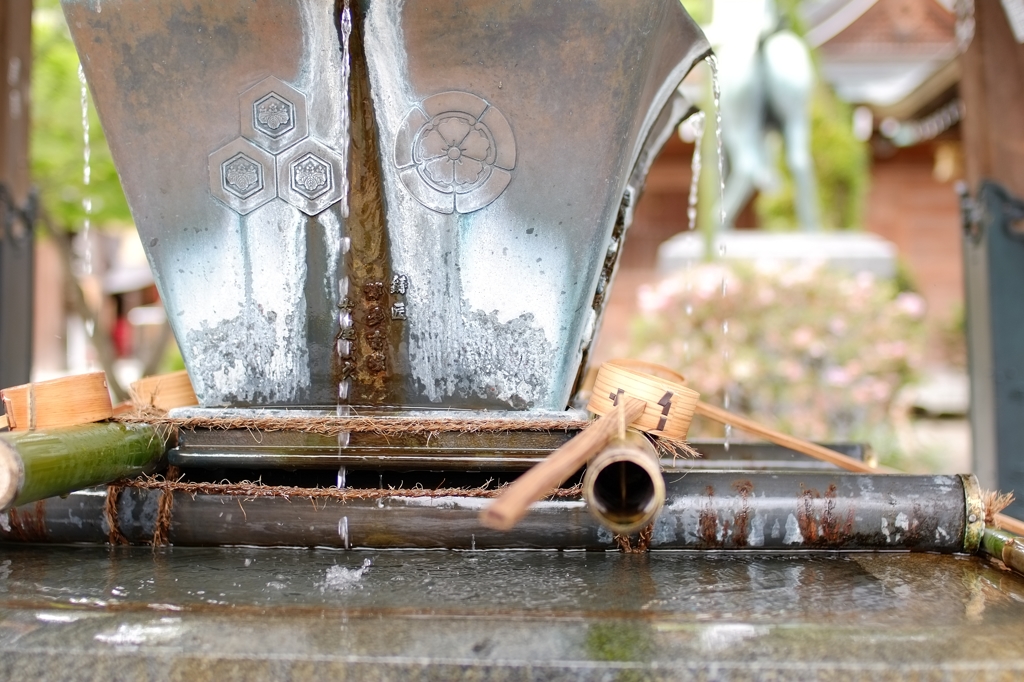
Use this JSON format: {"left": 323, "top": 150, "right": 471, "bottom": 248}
{"left": 78, "top": 63, "right": 93, "bottom": 276}
{"left": 706, "top": 55, "right": 731, "bottom": 450}
{"left": 321, "top": 558, "right": 371, "bottom": 592}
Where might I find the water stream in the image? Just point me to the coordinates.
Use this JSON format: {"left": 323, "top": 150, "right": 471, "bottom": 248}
{"left": 78, "top": 63, "right": 93, "bottom": 279}
{"left": 682, "top": 111, "right": 706, "bottom": 363}
{"left": 336, "top": 0, "right": 354, "bottom": 448}
{"left": 337, "top": 0, "right": 352, "bottom": 220}
{"left": 706, "top": 55, "right": 732, "bottom": 449}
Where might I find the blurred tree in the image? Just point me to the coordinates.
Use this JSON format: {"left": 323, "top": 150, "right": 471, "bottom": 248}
{"left": 32, "top": 0, "right": 130, "bottom": 231}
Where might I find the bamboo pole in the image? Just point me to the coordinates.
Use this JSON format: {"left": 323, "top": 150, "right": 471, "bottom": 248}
{"left": 0, "top": 422, "right": 167, "bottom": 511}
{"left": 480, "top": 397, "right": 646, "bottom": 531}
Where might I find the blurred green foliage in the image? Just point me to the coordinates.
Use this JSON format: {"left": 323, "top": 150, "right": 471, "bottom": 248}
{"left": 681, "top": 0, "right": 711, "bottom": 25}
{"left": 32, "top": 0, "right": 131, "bottom": 230}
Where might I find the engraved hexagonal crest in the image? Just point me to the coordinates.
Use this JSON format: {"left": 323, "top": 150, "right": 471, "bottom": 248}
{"left": 253, "top": 93, "right": 295, "bottom": 139}
{"left": 239, "top": 76, "right": 308, "bottom": 153}
{"left": 223, "top": 154, "right": 263, "bottom": 199}
{"left": 394, "top": 91, "right": 516, "bottom": 215}
{"left": 291, "top": 154, "right": 332, "bottom": 200}
{"left": 277, "top": 138, "right": 345, "bottom": 216}
{"left": 209, "top": 138, "right": 277, "bottom": 215}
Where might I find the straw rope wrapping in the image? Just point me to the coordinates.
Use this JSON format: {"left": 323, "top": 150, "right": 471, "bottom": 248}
{"left": 116, "top": 411, "right": 590, "bottom": 438}
{"left": 122, "top": 474, "right": 583, "bottom": 503}
{"left": 114, "top": 407, "right": 700, "bottom": 458}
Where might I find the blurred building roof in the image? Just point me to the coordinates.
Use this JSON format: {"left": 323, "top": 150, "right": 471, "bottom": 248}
{"left": 803, "top": 0, "right": 958, "bottom": 118}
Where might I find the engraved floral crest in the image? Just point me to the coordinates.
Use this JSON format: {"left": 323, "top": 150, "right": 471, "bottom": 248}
{"left": 224, "top": 155, "right": 261, "bottom": 196}
{"left": 253, "top": 93, "right": 294, "bottom": 137}
{"left": 394, "top": 91, "right": 516, "bottom": 215}
{"left": 291, "top": 154, "right": 331, "bottom": 198}
{"left": 416, "top": 115, "right": 493, "bottom": 193}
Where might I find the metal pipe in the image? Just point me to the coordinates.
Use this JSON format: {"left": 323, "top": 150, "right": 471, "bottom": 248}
{"left": 582, "top": 432, "right": 665, "bottom": 535}
{"left": 0, "top": 472, "right": 983, "bottom": 552}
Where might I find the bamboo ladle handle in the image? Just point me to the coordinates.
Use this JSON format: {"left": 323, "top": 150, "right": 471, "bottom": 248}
{"left": 480, "top": 397, "right": 647, "bottom": 531}
{"left": 692, "top": 400, "right": 890, "bottom": 474}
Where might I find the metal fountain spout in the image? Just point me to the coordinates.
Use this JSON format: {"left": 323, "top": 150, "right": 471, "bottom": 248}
{"left": 62, "top": 0, "right": 711, "bottom": 415}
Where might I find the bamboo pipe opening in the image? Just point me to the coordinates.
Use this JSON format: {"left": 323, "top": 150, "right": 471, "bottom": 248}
{"left": 0, "top": 442, "right": 23, "bottom": 511}
{"left": 583, "top": 433, "right": 665, "bottom": 535}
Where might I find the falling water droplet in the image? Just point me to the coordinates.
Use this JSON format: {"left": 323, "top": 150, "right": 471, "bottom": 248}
{"left": 686, "top": 111, "right": 705, "bottom": 234}
{"left": 471, "top": 534, "right": 476, "bottom": 551}
{"left": 723, "top": 393, "right": 732, "bottom": 452}
{"left": 338, "top": 516, "right": 350, "bottom": 550}
{"left": 336, "top": 465, "right": 347, "bottom": 489}
{"left": 78, "top": 63, "right": 93, "bottom": 276}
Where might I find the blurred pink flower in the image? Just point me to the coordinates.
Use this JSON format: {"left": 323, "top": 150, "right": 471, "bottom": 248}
{"left": 895, "top": 292, "right": 926, "bottom": 319}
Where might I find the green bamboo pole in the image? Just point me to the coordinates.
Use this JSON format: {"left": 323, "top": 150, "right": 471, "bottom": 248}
{"left": 0, "top": 422, "right": 167, "bottom": 511}
{"left": 980, "top": 527, "right": 1024, "bottom": 576}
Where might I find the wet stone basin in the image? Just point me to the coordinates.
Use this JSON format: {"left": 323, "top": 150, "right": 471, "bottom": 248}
{"left": 2, "top": 546, "right": 1024, "bottom": 680}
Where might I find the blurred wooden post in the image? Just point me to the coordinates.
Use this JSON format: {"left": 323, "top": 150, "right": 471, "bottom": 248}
{"left": 0, "top": 0, "right": 35, "bottom": 391}
{"left": 959, "top": 0, "right": 1024, "bottom": 517}
{"left": 960, "top": 0, "right": 1024, "bottom": 195}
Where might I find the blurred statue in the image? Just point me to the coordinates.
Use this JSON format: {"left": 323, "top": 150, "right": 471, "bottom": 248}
{"left": 716, "top": 0, "right": 820, "bottom": 230}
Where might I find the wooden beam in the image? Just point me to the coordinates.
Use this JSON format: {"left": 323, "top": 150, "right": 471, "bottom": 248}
{"left": 0, "top": 0, "right": 32, "bottom": 203}
{"left": 960, "top": 0, "right": 1024, "bottom": 195}
{"left": 0, "top": 0, "right": 34, "bottom": 391}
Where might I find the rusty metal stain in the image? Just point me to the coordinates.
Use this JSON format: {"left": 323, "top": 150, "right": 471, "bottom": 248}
{"left": 797, "top": 486, "right": 821, "bottom": 544}
{"left": 820, "top": 484, "right": 855, "bottom": 545}
{"left": 6, "top": 501, "right": 47, "bottom": 543}
{"left": 732, "top": 480, "right": 753, "bottom": 548}
{"left": 697, "top": 485, "right": 720, "bottom": 548}
{"left": 340, "top": 1, "right": 402, "bottom": 404}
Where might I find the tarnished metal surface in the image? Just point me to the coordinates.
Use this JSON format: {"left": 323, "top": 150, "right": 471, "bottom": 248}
{"left": 0, "top": 472, "right": 976, "bottom": 551}
{"left": 62, "top": 0, "right": 710, "bottom": 410}
{"left": 962, "top": 471, "right": 986, "bottom": 553}
{"left": 168, "top": 407, "right": 866, "bottom": 471}
{"left": 3, "top": 547, "right": 1024, "bottom": 679}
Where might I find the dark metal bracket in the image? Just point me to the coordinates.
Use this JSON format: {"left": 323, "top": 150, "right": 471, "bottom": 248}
{"left": 960, "top": 178, "right": 1024, "bottom": 518}
{"left": 0, "top": 182, "right": 36, "bottom": 389}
